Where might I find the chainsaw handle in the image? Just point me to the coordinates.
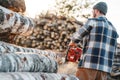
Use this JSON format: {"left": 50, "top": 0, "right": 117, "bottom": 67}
{"left": 68, "top": 41, "right": 77, "bottom": 47}
{"left": 65, "top": 46, "right": 70, "bottom": 62}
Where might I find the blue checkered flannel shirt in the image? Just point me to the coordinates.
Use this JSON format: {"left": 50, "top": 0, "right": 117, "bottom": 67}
{"left": 113, "top": 45, "right": 120, "bottom": 66}
{"left": 71, "top": 16, "right": 119, "bottom": 73}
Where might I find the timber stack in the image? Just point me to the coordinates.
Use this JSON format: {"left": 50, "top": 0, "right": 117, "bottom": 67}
{"left": 0, "top": 2, "right": 79, "bottom": 80}
{"left": 12, "top": 13, "right": 83, "bottom": 52}
{"left": 0, "top": 0, "right": 83, "bottom": 52}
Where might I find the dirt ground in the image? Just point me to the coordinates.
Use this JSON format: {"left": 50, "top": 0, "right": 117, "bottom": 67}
{"left": 58, "top": 61, "right": 78, "bottom": 75}
{"left": 56, "top": 51, "right": 78, "bottom": 75}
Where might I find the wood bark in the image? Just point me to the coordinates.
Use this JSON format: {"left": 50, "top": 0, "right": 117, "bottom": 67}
{"left": 0, "top": 41, "right": 64, "bottom": 64}
{"left": 0, "top": 6, "right": 35, "bottom": 35}
{"left": 0, "top": 41, "right": 57, "bottom": 59}
{"left": 0, "top": 72, "right": 79, "bottom": 80}
{"left": 0, "top": 0, "right": 26, "bottom": 12}
{"left": 0, "top": 53, "right": 57, "bottom": 72}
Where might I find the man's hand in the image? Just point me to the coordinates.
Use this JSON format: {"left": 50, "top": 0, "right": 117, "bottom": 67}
{"left": 68, "top": 41, "right": 77, "bottom": 47}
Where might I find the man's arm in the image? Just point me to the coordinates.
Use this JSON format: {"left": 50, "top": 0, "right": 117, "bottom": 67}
{"left": 69, "top": 20, "right": 93, "bottom": 46}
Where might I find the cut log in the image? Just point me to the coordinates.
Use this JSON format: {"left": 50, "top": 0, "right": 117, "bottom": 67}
{"left": 0, "top": 41, "right": 64, "bottom": 64}
{"left": 0, "top": 0, "right": 26, "bottom": 12}
{"left": 0, "top": 6, "right": 35, "bottom": 35}
{"left": 0, "top": 41, "right": 56, "bottom": 58}
{"left": 0, "top": 53, "right": 57, "bottom": 72}
{"left": 0, "top": 72, "right": 79, "bottom": 80}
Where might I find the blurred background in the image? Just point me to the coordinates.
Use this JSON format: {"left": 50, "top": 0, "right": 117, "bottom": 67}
{"left": 0, "top": 0, "right": 119, "bottom": 80}
{"left": 24, "top": 0, "right": 120, "bottom": 43}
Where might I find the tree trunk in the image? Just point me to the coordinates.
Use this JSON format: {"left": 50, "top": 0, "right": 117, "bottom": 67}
{"left": 0, "top": 53, "right": 57, "bottom": 73}
{"left": 0, "top": 41, "right": 65, "bottom": 64}
{"left": 0, "top": 72, "right": 79, "bottom": 80}
{"left": 0, "top": 0, "right": 26, "bottom": 12}
{"left": 0, "top": 41, "right": 58, "bottom": 60}
{"left": 0, "top": 6, "right": 35, "bottom": 35}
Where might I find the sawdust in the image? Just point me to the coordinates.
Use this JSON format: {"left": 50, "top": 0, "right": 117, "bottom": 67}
{"left": 58, "top": 62, "right": 78, "bottom": 75}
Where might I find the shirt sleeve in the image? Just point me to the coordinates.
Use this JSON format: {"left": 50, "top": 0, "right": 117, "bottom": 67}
{"left": 71, "top": 19, "right": 93, "bottom": 43}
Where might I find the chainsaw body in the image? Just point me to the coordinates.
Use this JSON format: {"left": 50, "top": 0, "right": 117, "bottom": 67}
{"left": 65, "top": 47, "right": 82, "bottom": 62}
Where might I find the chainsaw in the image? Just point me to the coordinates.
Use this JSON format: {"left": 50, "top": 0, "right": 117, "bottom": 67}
{"left": 65, "top": 46, "right": 82, "bottom": 62}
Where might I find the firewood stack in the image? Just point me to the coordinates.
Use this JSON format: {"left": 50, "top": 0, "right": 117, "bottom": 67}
{"left": 0, "top": 4, "right": 79, "bottom": 80}
{"left": 12, "top": 14, "right": 83, "bottom": 52}
{"left": 0, "top": 40, "right": 79, "bottom": 80}
{"left": 0, "top": 0, "right": 83, "bottom": 52}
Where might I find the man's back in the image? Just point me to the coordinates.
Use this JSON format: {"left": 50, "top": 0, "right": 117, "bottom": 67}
{"left": 75, "top": 16, "right": 119, "bottom": 73}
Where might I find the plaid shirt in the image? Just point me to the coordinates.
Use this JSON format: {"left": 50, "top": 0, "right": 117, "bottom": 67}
{"left": 113, "top": 46, "right": 120, "bottom": 66}
{"left": 71, "top": 16, "right": 119, "bottom": 73}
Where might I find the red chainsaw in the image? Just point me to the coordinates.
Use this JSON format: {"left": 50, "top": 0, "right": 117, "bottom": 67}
{"left": 65, "top": 46, "right": 82, "bottom": 62}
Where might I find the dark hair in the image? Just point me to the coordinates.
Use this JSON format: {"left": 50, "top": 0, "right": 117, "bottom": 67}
{"left": 99, "top": 10, "right": 105, "bottom": 15}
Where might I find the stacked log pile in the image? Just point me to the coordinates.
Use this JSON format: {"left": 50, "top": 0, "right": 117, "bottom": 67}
{"left": 0, "top": 40, "right": 78, "bottom": 79}
{"left": 0, "top": 2, "right": 83, "bottom": 52}
{"left": 0, "top": 32, "right": 11, "bottom": 42}
{"left": 12, "top": 14, "right": 83, "bottom": 52}
{"left": 0, "top": 5, "right": 79, "bottom": 80}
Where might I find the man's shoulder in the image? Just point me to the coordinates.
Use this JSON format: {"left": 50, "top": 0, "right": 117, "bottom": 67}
{"left": 85, "top": 18, "right": 98, "bottom": 25}
{"left": 88, "top": 17, "right": 105, "bottom": 21}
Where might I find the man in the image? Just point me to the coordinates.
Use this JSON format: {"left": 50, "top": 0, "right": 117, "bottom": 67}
{"left": 69, "top": 2, "right": 119, "bottom": 80}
